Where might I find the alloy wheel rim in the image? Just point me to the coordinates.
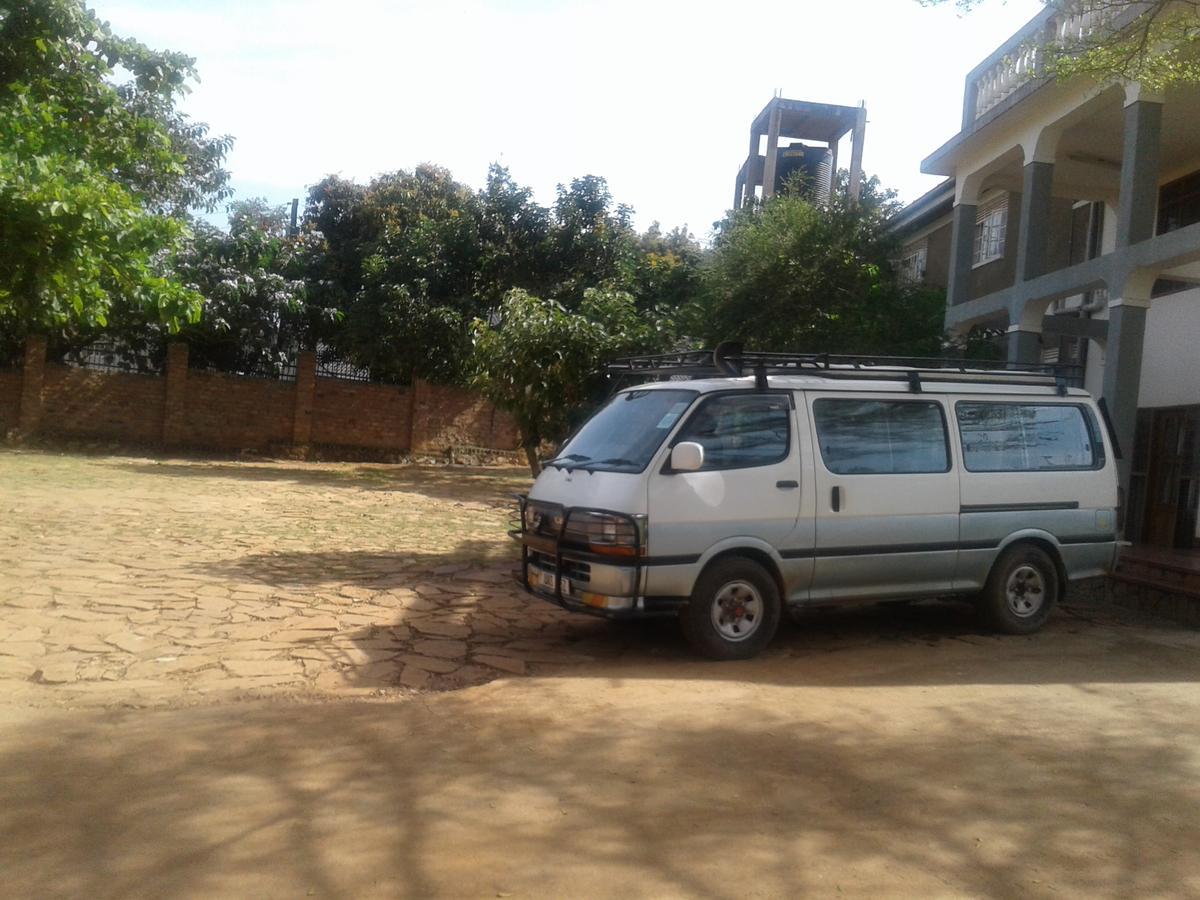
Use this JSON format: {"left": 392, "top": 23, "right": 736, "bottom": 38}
{"left": 710, "top": 580, "right": 763, "bottom": 642}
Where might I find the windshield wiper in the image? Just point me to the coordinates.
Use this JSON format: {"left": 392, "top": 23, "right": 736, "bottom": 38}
{"left": 546, "top": 453, "right": 591, "bottom": 469}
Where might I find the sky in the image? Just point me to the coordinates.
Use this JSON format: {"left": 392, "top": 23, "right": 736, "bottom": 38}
{"left": 94, "top": 0, "right": 1045, "bottom": 239}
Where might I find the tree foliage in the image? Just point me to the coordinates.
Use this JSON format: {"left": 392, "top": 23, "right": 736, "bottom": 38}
{"left": 470, "top": 288, "right": 674, "bottom": 474}
{"left": 697, "top": 174, "right": 945, "bottom": 357}
{"left": 169, "top": 200, "right": 331, "bottom": 376}
{"left": 0, "top": 0, "right": 232, "bottom": 358}
{"left": 302, "top": 164, "right": 685, "bottom": 386}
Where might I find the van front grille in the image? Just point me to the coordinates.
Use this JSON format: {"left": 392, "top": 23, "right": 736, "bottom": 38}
{"left": 529, "top": 550, "right": 591, "bottom": 584}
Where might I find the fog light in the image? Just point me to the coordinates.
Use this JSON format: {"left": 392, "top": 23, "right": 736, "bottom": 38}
{"left": 580, "top": 592, "right": 634, "bottom": 611}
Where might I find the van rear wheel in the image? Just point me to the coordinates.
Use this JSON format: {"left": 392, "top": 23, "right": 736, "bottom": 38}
{"left": 682, "top": 557, "right": 781, "bottom": 660}
{"left": 979, "top": 544, "right": 1059, "bottom": 634}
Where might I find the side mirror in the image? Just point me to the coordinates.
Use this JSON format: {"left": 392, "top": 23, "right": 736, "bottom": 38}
{"left": 670, "top": 441, "right": 705, "bottom": 473}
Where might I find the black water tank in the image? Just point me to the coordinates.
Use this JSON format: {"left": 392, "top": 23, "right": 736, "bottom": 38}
{"left": 774, "top": 144, "right": 833, "bottom": 203}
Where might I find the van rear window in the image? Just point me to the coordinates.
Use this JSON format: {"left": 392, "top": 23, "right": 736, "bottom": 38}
{"left": 813, "top": 399, "right": 950, "bottom": 475}
{"left": 956, "top": 403, "right": 1102, "bottom": 472}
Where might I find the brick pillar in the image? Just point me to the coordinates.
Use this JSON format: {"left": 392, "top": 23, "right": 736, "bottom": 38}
{"left": 292, "top": 351, "right": 316, "bottom": 446}
{"left": 17, "top": 335, "right": 46, "bottom": 435}
{"left": 162, "top": 342, "right": 188, "bottom": 447}
{"left": 409, "top": 378, "right": 429, "bottom": 452}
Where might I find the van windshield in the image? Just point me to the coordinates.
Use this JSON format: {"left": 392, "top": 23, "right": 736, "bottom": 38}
{"left": 550, "top": 389, "right": 697, "bottom": 473}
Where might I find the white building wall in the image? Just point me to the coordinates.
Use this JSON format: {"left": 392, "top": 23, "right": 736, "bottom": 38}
{"left": 1138, "top": 287, "right": 1200, "bottom": 408}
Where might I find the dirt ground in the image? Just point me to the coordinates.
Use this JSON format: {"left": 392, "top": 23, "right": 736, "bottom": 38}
{"left": 3, "top": 449, "right": 1200, "bottom": 898}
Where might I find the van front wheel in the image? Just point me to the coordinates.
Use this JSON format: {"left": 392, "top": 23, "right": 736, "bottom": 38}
{"left": 682, "top": 558, "right": 781, "bottom": 660}
{"left": 979, "top": 544, "right": 1059, "bottom": 634}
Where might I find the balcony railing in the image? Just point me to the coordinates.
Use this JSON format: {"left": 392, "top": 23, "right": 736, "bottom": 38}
{"left": 965, "top": 3, "right": 1139, "bottom": 127}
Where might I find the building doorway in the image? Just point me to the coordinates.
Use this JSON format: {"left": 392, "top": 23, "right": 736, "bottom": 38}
{"left": 1133, "top": 406, "right": 1200, "bottom": 549}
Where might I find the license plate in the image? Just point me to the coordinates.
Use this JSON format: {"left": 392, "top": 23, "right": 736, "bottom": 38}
{"left": 529, "top": 567, "right": 569, "bottom": 595}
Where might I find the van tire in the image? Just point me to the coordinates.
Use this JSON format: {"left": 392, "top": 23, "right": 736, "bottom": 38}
{"left": 979, "top": 543, "right": 1059, "bottom": 635}
{"left": 682, "top": 557, "right": 781, "bottom": 660}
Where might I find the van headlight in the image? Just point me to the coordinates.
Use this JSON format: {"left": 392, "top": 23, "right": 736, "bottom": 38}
{"left": 563, "top": 510, "right": 641, "bottom": 557}
{"left": 523, "top": 501, "right": 564, "bottom": 535}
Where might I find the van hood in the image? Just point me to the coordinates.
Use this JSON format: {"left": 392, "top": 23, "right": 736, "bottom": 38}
{"left": 528, "top": 466, "right": 647, "bottom": 515}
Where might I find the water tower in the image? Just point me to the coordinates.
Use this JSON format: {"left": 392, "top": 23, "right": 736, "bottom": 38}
{"left": 734, "top": 97, "right": 867, "bottom": 208}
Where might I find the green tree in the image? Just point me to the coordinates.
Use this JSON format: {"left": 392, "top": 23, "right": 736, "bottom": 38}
{"left": 470, "top": 287, "right": 672, "bottom": 475}
{"left": 630, "top": 223, "right": 704, "bottom": 312}
{"left": 303, "top": 165, "right": 485, "bottom": 383}
{"left": 0, "top": 0, "right": 232, "bottom": 360}
{"left": 476, "top": 163, "right": 553, "bottom": 307}
{"left": 922, "top": 1, "right": 1200, "bottom": 89}
{"left": 169, "top": 200, "right": 337, "bottom": 375}
{"left": 546, "top": 175, "right": 638, "bottom": 306}
{"left": 698, "top": 173, "right": 945, "bottom": 356}
{"left": 302, "top": 164, "right": 692, "bottom": 386}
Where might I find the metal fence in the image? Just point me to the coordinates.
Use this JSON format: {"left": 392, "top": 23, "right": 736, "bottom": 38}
{"left": 47, "top": 339, "right": 406, "bottom": 387}
{"left": 315, "top": 346, "right": 371, "bottom": 383}
{"left": 58, "top": 341, "right": 164, "bottom": 376}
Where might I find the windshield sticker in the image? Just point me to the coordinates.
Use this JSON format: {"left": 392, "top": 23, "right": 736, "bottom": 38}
{"left": 656, "top": 402, "right": 689, "bottom": 429}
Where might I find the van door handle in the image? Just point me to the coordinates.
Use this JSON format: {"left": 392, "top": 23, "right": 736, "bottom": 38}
{"left": 831, "top": 485, "right": 842, "bottom": 512}
{"left": 776, "top": 480, "right": 798, "bottom": 489}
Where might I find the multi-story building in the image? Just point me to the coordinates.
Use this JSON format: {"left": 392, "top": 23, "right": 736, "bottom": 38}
{"left": 896, "top": 5, "right": 1200, "bottom": 550}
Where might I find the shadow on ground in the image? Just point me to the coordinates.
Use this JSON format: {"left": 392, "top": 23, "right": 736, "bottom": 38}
{"left": 2, "top": 675, "right": 1198, "bottom": 898}
{"left": 201, "top": 543, "right": 1200, "bottom": 692}
{"left": 114, "top": 459, "right": 530, "bottom": 504}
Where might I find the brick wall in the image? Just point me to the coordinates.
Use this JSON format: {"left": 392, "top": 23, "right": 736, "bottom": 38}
{"left": 41, "top": 366, "right": 166, "bottom": 444}
{"left": 0, "top": 370, "right": 20, "bottom": 433}
{"left": 411, "top": 380, "right": 521, "bottom": 452}
{"left": 4, "top": 338, "right": 520, "bottom": 457}
{"left": 180, "top": 370, "right": 296, "bottom": 450}
{"left": 312, "top": 379, "right": 412, "bottom": 450}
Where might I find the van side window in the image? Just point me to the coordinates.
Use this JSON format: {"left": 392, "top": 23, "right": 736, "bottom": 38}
{"left": 957, "top": 403, "right": 1102, "bottom": 471}
{"left": 813, "top": 399, "right": 950, "bottom": 475}
{"left": 675, "top": 394, "right": 790, "bottom": 470}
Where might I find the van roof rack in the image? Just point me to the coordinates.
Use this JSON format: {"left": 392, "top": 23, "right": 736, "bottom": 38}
{"left": 606, "top": 345, "right": 1083, "bottom": 395}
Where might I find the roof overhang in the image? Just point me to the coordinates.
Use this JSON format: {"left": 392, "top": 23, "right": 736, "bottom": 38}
{"left": 749, "top": 96, "right": 862, "bottom": 144}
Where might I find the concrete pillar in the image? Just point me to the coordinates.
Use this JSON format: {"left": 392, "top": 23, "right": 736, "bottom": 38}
{"left": 1006, "top": 327, "right": 1042, "bottom": 365}
{"left": 848, "top": 104, "right": 867, "bottom": 204}
{"left": 947, "top": 203, "right": 977, "bottom": 307}
{"left": 292, "top": 351, "right": 317, "bottom": 446}
{"left": 761, "top": 107, "right": 782, "bottom": 200}
{"left": 1116, "top": 99, "right": 1163, "bottom": 248}
{"left": 742, "top": 129, "right": 760, "bottom": 206}
{"left": 162, "top": 342, "right": 188, "bottom": 447}
{"left": 17, "top": 334, "right": 46, "bottom": 435}
{"left": 1102, "top": 296, "right": 1150, "bottom": 496}
{"left": 1014, "top": 161, "right": 1055, "bottom": 283}
{"left": 827, "top": 138, "right": 840, "bottom": 200}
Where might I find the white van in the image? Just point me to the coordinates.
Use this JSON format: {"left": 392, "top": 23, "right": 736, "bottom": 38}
{"left": 513, "top": 350, "right": 1121, "bottom": 660}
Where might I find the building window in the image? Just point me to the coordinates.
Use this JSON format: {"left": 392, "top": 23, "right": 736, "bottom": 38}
{"left": 898, "top": 242, "right": 927, "bottom": 284}
{"left": 1158, "top": 169, "right": 1200, "bottom": 235}
{"left": 972, "top": 200, "right": 1007, "bottom": 266}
